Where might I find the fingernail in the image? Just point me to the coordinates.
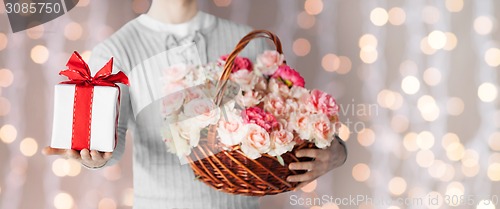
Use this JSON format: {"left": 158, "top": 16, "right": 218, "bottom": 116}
{"left": 287, "top": 177, "right": 292, "bottom": 182}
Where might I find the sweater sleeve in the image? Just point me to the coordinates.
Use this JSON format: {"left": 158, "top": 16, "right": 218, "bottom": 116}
{"left": 87, "top": 43, "right": 131, "bottom": 167}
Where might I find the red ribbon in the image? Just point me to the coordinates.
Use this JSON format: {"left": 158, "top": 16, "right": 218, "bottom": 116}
{"left": 59, "top": 51, "right": 129, "bottom": 151}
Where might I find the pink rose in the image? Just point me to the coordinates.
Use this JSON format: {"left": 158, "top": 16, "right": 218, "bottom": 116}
{"left": 219, "top": 55, "right": 253, "bottom": 73}
{"left": 236, "top": 90, "right": 264, "bottom": 107}
{"left": 263, "top": 94, "right": 288, "bottom": 118}
{"left": 256, "top": 50, "right": 285, "bottom": 75}
{"left": 267, "top": 78, "right": 290, "bottom": 98}
{"left": 307, "top": 89, "right": 339, "bottom": 118}
{"left": 271, "top": 65, "right": 305, "bottom": 87}
{"left": 230, "top": 69, "right": 258, "bottom": 91}
{"left": 241, "top": 106, "right": 279, "bottom": 132}
{"left": 163, "top": 64, "right": 192, "bottom": 82}
{"left": 240, "top": 124, "right": 271, "bottom": 159}
{"left": 310, "top": 114, "right": 334, "bottom": 148}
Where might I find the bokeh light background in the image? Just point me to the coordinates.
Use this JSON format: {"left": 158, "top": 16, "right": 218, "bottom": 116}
{"left": 0, "top": 0, "right": 499, "bottom": 208}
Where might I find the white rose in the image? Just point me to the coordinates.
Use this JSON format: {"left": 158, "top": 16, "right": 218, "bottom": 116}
{"left": 268, "top": 129, "right": 295, "bottom": 156}
{"left": 230, "top": 69, "right": 258, "bottom": 91}
{"left": 236, "top": 90, "right": 263, "bottom": 107}
{"left": 289, "top": 112, "right": 312, "bottom": 140}
{"left": 183, "top": 98, "right": 221, "bottom": 128}
{"left": 240, "top": 124, "right": 271, "bottom": 159}
{"left": 290, "top": 85, "right": 309, "bottom": 100}
{"left": 165, "top": 124, "right": 192, "bottom": 157}
{"left": 310, "top": 114, "right": 334, "bottom": 148}
{"left": 164, "top": 63, "right": 192, "bottom": 82}
{"left": 267, "top": 78, "right": 290, "bottom": 98}
{"left": 255, "top": 50, "right": 285, "bottom": 75}
{"left": 217, "top": 109, "right": 246, "bottom": 146}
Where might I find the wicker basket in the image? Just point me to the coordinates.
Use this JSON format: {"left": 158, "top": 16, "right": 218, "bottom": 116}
{"left": 187, "top": 30, "right": 318, "bottom": 196}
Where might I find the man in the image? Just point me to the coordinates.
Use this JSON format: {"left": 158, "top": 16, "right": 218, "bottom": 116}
{"left": 44, "top": 0, "right": 347, "bottom": 208}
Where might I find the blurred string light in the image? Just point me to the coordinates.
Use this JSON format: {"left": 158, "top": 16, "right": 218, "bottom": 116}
{"left": 477, "top": 82, "right": 498, "bottom": 102}
{"left": 352, "top": 163, "right": 370, "bottom": 182}
{"left": 121, "top": 188, "right": 134, "bottom": 207}
{"left": 53, "top": 192, "right": 74, "bottom": 209}
{"left": 64, "top": 22, "right": 83, "bottom": 41}
{"left": 477, "top": 200, "right": 496, "bottom": 209}
{"left": 321, "top": 202, "right": 339, "bottom": 209}
{"left": 19, "top": 137, "right": 38, "bottom": 157}
{"left": 300, "top": 180, "right": 317, "bottom": 193}
{"left": 30, "top": 45, "right": 50, "bottom": 64}
{"left": 403, "top": 132, "right": 418, "bottom": 152}
{"left": 422, "top": 6, "right": 440, "bottom": 24}
{"left": 0, "top": 69, "right": 13, "bottom": 87}
{"left": 26, "top": 25, "right": 44, "bottom": 40}
{"left": 388, "top": 177, "right": 407, "bottom": 196}
{"left": 370, "top": 7, "right": 388, "bottom": 26}
{"left": 357, "top": 128, "right": 375, "bottom": 147}
{"left": 297, "top": 11, "right": 316, "bottom": 29}
{"left": 474, "top": 16, "right": 494, "bottom": 35}
{"left": 0, "top": 124, "right": 17, "bottom": 144}
{"left": 292, "top": 38, "right": 311, "bottom": 56}
{"left": 76, "top": 0, "right": 90, "bottom": 7}
{"left": 484, "top": 47, "right": 500, "bottom": 67}
{"left": 423, "top": 67, "right": 441, "bottom": 86}
{"left": 321, "top": 53, "right": 340, "bottom": 72}
{"left": 98, "top": 198, "right": 117, "bottom": 209}
{"left": 304, "top": 0, "right": 323, "bottom": 15}
{"left": 489, "top": 132, "right": 500, "bottom": 151}
{"left": 443, "top": 32, "right": 458, "bottom": 50}
{"left": 51, "top": 159, "right": 82, "bottom": 177}
{"left": 445, "top": 0, "right": 464, "bottom": 12}
{"left": 401, "top": 76, "right": 420, "bottom": 95}
{"left": 387, "top": 7, "right": 406, "bottom": 25}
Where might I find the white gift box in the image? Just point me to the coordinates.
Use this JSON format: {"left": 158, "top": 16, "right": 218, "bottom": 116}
{"left": 50, "top": 84, "right": 119, "bottom": 152}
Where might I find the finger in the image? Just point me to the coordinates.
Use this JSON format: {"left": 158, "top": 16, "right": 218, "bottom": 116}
{"left": 80, "top": 149, "right": 92, "bottom": 161}
{"left": 66, "top": 149, "right": 81, "bottom": 160}
{"left": 102, "top": 152, "right": 113, "bottom": 161}
{"left": 295, "top": 149, "right": 321, "bottom": 158}
{"left": 90, "top": 150, "right": 104, "bottom": 161}
{"left": 289, "top": 161, "right": 315, "bottom": 171}
{"left": 287, "top": 171, "right": 317, "bottom": 182}
{"left": 42, "top": 147, "right": 66, "bottom": 156}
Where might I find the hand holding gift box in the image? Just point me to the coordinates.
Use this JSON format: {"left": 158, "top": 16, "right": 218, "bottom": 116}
{"left": 48, "top": 51, "right": 129, "bottom": 155}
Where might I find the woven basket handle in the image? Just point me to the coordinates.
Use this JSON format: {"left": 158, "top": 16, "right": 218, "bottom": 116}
{"left": 213, "top": 30, "right": 285, "bottom": 106}
{"left": 206, "top": 30, "right": 285, "bottom": 150}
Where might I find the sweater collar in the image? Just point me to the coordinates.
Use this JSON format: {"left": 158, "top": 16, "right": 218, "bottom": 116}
{"left": 137, "top": 11, "right": 216, "bottom": 37}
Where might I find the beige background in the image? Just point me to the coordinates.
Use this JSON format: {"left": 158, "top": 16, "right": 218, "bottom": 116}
{"left": 0, "top": 0, "right": 499, "bottom": 208}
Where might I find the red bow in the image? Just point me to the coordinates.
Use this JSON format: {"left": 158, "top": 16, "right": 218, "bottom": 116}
{"left": 60, "top": 51, "right": 129, "bottom": 86}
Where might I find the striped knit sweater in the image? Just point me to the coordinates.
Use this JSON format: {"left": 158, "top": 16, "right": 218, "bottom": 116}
{"left": 88, "top": 11, "right": 267, "bottom": 209}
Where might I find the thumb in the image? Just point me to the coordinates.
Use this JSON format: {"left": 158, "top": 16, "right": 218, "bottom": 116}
{"left": 42, "top": 147, "right": 66, "bottom": 155}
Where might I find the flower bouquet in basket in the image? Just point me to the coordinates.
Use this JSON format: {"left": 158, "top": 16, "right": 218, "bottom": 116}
{"left": 160, "top": 30, "right": 340, "bottom": 196}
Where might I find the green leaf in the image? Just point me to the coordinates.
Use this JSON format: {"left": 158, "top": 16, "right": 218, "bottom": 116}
{"left": 277, "top": 155, "right": 285, "bottom": 166}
